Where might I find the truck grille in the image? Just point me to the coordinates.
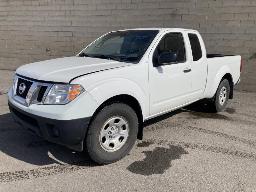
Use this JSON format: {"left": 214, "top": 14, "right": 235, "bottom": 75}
{"left": 13, "top": 75, "right": 52, "bottom": 106}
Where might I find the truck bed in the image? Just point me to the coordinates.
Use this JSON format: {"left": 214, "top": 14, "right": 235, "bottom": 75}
{"left": 204, "top": 55, "right": 241, "bottom": 98}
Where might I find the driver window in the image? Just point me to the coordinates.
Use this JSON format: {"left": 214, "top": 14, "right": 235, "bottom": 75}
{"left": 153, "top": 33, "right": 186, "bottom": 64}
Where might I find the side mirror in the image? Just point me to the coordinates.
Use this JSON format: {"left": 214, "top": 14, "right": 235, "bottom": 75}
{"left": 157, "top": 52, "right": 178, "bottom": 66}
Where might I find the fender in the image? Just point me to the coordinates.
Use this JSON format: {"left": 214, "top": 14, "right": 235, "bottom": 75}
{"left": 205, "top": 65, "right": 232, "bottom": 98}
{"left": 85, "top": 78, "right": 148, "bottom": 120}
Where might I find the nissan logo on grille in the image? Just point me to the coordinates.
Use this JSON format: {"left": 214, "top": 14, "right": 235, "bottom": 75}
{"left": 18, "top": 83, "right": 27, "bottom": 95}
{"left": 15, "top": 78, "right": 33, "bottom": 100}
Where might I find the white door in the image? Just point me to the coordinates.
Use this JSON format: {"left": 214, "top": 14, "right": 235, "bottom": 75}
{"left": 149, "top": 32, "right": 193, "bottom": 116}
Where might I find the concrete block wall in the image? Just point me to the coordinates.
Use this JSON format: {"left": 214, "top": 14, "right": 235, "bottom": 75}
{"left": 0, "top": 0, "right": 255, "bottom": 90}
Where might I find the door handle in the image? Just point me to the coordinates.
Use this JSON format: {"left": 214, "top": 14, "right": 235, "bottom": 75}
{"left": 183, "top": 68, "right": 192, "bottom": 73}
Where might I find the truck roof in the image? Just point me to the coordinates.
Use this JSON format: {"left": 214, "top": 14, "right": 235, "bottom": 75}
{"left": 116, "top": 28, "right": 198, "bottom": 33}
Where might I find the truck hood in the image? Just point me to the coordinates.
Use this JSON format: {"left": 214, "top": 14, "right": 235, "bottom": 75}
{"left": 16, "top": 57, "right": 130, "bottom": 83}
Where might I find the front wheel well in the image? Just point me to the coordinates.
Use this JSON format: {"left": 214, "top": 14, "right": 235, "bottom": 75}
{"left": 221, "top": 73, "right": 234, "bottom": 99}
{"left": 91, "top": 94, "right": 144, "bottom": 140}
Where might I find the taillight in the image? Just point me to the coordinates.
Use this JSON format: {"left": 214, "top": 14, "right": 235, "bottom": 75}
{"left": 240, "top": 59, "right": 243, "bottom": 73}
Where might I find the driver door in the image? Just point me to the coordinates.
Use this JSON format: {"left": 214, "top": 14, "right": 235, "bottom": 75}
{"left": 149, "top": 32, "right": 193, "bottom": 116}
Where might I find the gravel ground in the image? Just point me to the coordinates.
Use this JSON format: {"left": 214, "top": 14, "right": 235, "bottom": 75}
{"left": 0, "top": 70, "right": 256, "bottom": 192}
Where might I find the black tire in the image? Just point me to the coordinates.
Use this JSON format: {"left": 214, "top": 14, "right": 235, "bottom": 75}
{"left": 85, "top": 103, "right": 138, "bottom": 165}
{"left": 209, "top": 79, "right": 231, "bottom": 112}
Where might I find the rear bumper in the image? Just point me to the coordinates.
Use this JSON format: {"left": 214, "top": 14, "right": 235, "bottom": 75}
{"left": 8, "top": 102, "right": 91, "bottom": 151}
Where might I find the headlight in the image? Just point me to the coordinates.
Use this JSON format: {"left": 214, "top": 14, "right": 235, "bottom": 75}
{"left": 43, "top": 84, "right": 85, "bottom": 105}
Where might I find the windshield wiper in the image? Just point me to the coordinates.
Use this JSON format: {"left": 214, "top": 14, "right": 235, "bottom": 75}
{"left": 79, "top": 53, "right": 138, "bottom": 63}
{"left": 87, "top": 54, "right": 123, "bottom": 62}
{"left": 101, "top": 54, "right": 139, "bottom": 62}
{"left": 78, "top": 53, "right": 116, "bottom": 60}
{"left": 78, "top": 52, "right": 91, "bottom": 57}
{"left": 117, "top": 56, "right": 139, "bottom": 62}
{"left": 105, "top": 55, "right": 123, "bottom": 62}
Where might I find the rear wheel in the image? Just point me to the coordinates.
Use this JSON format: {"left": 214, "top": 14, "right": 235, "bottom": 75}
{"left": 85, "top": 103, "right": 138, "bottom": 164}
{"left": 209, "top": 79, "right": 230, "bottom": 112}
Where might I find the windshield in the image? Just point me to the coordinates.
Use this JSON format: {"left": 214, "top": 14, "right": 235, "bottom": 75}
{"left": 79, "top": 30, "right": 159, "bottom": 63}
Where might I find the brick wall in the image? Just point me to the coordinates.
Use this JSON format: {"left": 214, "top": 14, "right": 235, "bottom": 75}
{"left": 0, "top": 0, "right": 255, "bottom": 90}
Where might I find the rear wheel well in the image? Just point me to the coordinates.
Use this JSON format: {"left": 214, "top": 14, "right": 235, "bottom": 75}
{"left": 221, "top": 73, "right": 234, "bottom": 99}
{"left": 91, "top": 95, "right": 144, "bottom": 140}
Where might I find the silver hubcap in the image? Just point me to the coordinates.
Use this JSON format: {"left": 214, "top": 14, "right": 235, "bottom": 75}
{"left": 99, "top": 116, "right": 129, "bottom": 152}
{"left": 219, "top": 86, "right": 227, "bottom": 106}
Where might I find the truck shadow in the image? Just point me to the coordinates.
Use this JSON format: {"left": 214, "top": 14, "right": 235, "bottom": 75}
{"left": 0, "top": 113, "right": 95, "bottom": 167}
{"left": 143, "top": 101, "right": 232, "bottom": 128}
{"left": 183, "top": 101, "right": 232, "bottom": 121}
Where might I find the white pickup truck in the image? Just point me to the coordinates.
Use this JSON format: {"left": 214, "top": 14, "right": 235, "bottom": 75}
{"left": 8, "top": 28, "right": 241, "bottom": 164}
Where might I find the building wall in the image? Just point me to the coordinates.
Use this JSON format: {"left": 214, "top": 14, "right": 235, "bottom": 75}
{"left": 0, "top": 0, "right": 255, "bottom": 90}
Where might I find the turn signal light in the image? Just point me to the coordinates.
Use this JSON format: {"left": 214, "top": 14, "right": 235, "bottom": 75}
{"left": 68, "top": 85, "right": 84, "bottom": 101}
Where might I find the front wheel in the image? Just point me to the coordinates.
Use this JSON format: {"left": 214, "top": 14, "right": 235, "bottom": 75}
{"left": 85, "top": 103, "right": 138, "bottom": 165}
{"left": 209, "top": 79, "right": 231, "bottom": 112}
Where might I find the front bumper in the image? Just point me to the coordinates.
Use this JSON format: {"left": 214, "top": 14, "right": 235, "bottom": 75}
{"left": 8, "top": 102, "right": 91, "bottom": 151}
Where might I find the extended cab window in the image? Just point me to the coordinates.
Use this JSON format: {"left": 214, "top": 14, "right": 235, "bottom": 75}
{"left": 188, "top": 33, "right": 202, "bottom": 61}
{"left": 153, "top": 33, "right": 186, "bottom": 65}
